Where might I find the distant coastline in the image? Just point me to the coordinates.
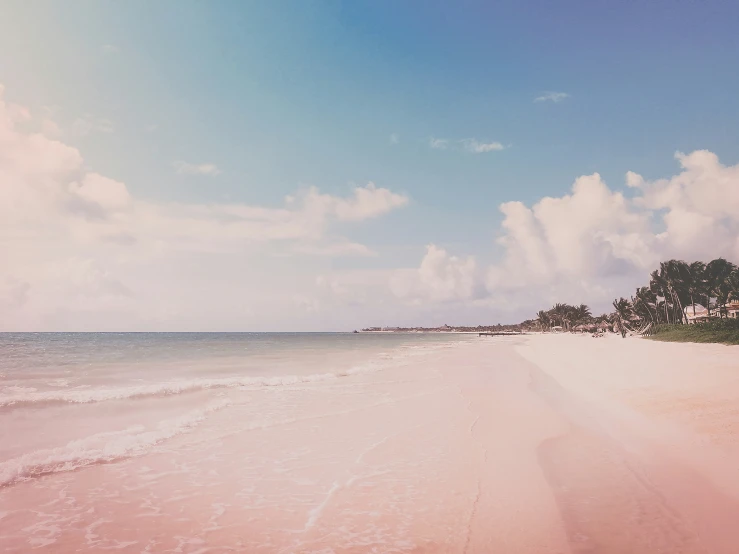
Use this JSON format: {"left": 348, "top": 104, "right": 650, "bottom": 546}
{"left": 357, "top": 323, "right": 532, "bottom": 333}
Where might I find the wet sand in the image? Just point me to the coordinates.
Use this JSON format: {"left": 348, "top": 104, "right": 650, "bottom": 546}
{"left": 1, "top": 334, "right": 739, "bottom": 552}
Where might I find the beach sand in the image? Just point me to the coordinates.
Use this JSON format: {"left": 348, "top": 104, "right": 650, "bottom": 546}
{"left": 2, "top": 334, "right": 739, "bottom": 552}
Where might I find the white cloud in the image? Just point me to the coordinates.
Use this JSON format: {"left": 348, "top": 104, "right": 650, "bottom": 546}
{"left": 72, "top": 115, "right": 114, "bottom": 136}
{"left": 5, "top": 82, "right": 739, "bottom": 329}
{"left": 429, "top": 137, "right": 448, "bottom": 149}
{"left": 68, "top": 173, "right": 131, "bottom": 212}
{"left": 173, "top": 161, "right": 222, "bottom": 176}
{"left": 313, "top": 182, "right": 408, "bottom": 221}
{"left": 636, "top": 150, "right": 739, "bottom": 260}
{"left": 0, "top": 279, "right": 30, "bottom": 309}
{"left": 534, "top": 91, "right": 570, "bottom": 103}
{"left": 145, "top": 124, "right": 159, "bottom": 133}
{"left": 391, "top": 245, "right": 481, "bottom": 303}
{"left": 461, "top": 139, "right": 505, "bottom": 153}
{"left": 430, "top": 137, "right": 506, "bottom": 153}
{"left": 40, "top": 119, "right": 62, "bottom": 138}
{"left": 54, "top": 257, "right": 132, "bottom": 298}
{"left": 0, "top": 85, "right": 410, "bottom": 330}
{"left": 390, "top": 149, "right": 739, "bottom": 320}
{"left": 294, "top": 240, "right": 374, "bottom": 257}
{"left": 102, "top": 44, "right": 120, "bottom": 54}
{"left": 489, "top": 173, "right": 652, "bottom": 288}
{"left": 315, "top": 269, "right": 399, "bottom": 312}
{"left": 625, "top": 170, "right": 644, "bottom": 188}
{"left": 322, "top": 151, "right": 739, "bottom": 323}
{"left": 482, "top": 150, "right": 739, "bottom": 314}
{"left": 389, "top": 133, "right": 399, "bottom": 145}
{"left": 292, "top": 294, "right": 320, "bottom": 313}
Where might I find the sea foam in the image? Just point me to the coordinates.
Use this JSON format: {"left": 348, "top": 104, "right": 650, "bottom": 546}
{"left": 0, "top": 399, "right": 231, "bottom": 488}
{"left": 0, "top": 363, "right": 387, "bottom": 410}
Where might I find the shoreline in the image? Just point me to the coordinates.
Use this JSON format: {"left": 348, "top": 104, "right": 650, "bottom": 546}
{"left": 1, "top": 334, "right": 738, "bottom": 552}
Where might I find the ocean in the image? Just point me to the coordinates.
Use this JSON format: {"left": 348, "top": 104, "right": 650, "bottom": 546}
{"left": 0, "top": 332, "right": 473, "bottom": 551}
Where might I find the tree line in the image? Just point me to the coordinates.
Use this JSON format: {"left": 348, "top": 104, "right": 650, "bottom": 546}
{"left": 534, "top": 258, "right": 739, "bottom": 334}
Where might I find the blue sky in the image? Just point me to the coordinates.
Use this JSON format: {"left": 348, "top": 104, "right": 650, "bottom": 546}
{"left": 2, "top": 1, "right": 739, "bottom": 330}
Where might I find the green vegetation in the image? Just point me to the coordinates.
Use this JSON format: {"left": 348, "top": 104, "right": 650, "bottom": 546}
{"left": 535, "top": 303, "right": 607, "bottom": 332}
{"left": 366, "top": 258, "right": 739, "bottom": 345}
{"left": 645, "top": 319, "right": 739, "bottom": 345}
{"left": 533, "top": 257, "right": 739, "bottom": 344}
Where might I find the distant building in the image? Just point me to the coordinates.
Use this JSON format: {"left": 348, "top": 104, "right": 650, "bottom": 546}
{"left": 727, "top": 301, "right": 739, "bottom": 319}
{"left": 684, "top": 304, "right": 710, "bottom": 324}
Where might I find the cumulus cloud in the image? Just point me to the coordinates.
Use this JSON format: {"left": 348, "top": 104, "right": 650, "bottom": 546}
{"left": 461, "top": 139, "right": 505, "bottom": 153}
{"left": 173, "top": 161, "right": 222, "bottom": 176}
{"left": 485, "top": 172, "right": 654, "bottom": 309}
{"left": 292, "top": 294, "right": 320, "bottom": 313}
{"left": 5, "top": 81, "right": 739, "bottom": 329}
{"left": 484, "top": 150, "right": 739, "bottom": 313}
{"left": 41, "top": 119, "right": 62, "bottom": 138}
{"left": 0, "top": 85, "right": 410, "bottom": 330}
{"left": 637, "top": 150, "right": 739, "bottom": 260}
{"left": 534, "top": 91, "right": 570, "bottom": 103}
{"left": 391, "top": 245, "right": 482, "bottom": 303}
{"left": 625, "top": 170, "right": 644, "bottom": 188}
{"left": 54, "top": 258, "right": 132, "bottom": 298}
{"left": 392, "top": 150, "right": 739, "bottom": 319}
{"left": 69, "top": 173, "right": 132, "bottom": 213}
{"left": 72, "top": 115, "right": 114, "bottom": 136}
{"left": 429, "top": 137, "right": 448, "bottom": 149}
{"left": 302, "top": 149, "right": 739, "bottom": 323}
{"left": 0, "top": 279, "right": 30, "bottom": 310}
{"left": 321, "top": 182, "right": 408, "bottom": 221}
{"left": 315, "top": 269, "right": 399, "bottom": 312}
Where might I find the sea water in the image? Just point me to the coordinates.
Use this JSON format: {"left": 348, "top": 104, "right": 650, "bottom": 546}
{"left": 0, "top": 332, "right": 473, "bottom": 551}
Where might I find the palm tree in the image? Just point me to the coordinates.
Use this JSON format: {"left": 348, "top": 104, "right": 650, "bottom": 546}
{"left": 661, "top": 260, "right": 689, "bottom": 324}
{"left": 528, "top": 257, "right": 738, "bottom": 334}
{"left": 535, "top": 310, "right": 551, "bottom": 332}
{"left": 612, "top": 297, "right": 633, "bottom": 338}
{"left": 681, "top": 261, "right": 707, "bottom": 319}
{"left": 573, "top": 304, "right": 592, "bottom": 324}
{"left": 632, "top": 286, "right": 657, "bottom": 324}
{"left": 551, "top": 303, "right": 568, "bottom": 330}
{"left": 706, "top": 258, "right": 737, "bottom": 318}
{"left": 731, "top": 267, "right": 739, "bottom": 299}
{"left": 650, "top": 269, "right": 672, "bottom": 324}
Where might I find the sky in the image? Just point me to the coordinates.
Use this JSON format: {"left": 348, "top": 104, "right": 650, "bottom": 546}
{"left": 2, "top": 0, "right": 739, "bottom": 331}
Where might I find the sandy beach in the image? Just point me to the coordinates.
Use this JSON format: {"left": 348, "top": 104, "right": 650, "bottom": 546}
{"left": 1, "top": 334, "right": 739, "bottom": 553}
{"left": 5, "top": 2, "right": 739, "bottom": 551}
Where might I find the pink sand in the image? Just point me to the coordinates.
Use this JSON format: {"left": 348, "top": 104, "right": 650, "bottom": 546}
{"left": 2, "top": 335, "right": 739, "bottom": 553}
